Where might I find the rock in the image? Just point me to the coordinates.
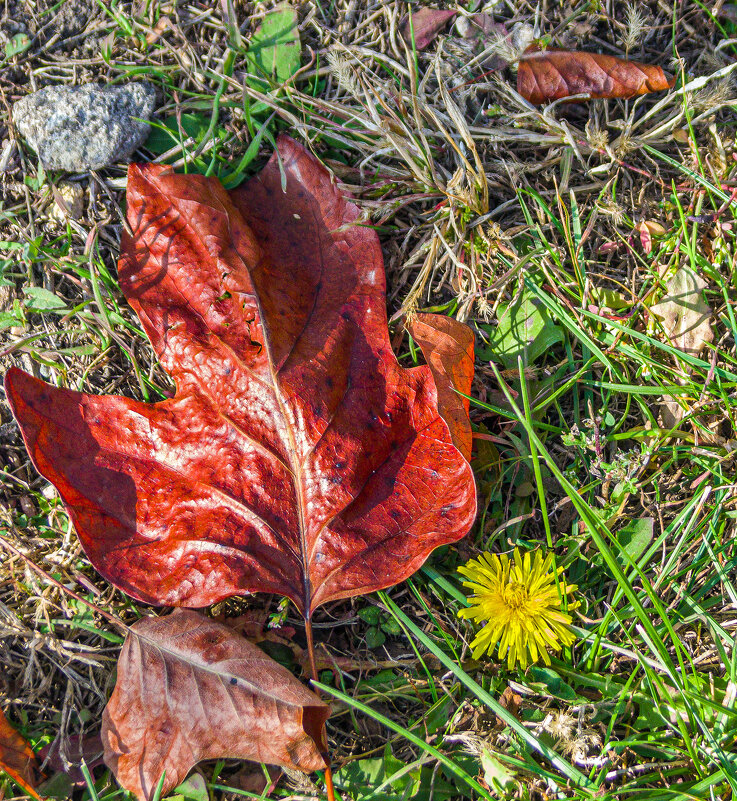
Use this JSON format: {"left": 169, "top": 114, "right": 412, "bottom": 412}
{"left": 12, "top": 83, "right": 156, "bottom": 172}
{"left": 50, "top": 181, "right": 85, "bottom": 222}
{"left": 53, "top": 0, "right": 94, "bottom": 41}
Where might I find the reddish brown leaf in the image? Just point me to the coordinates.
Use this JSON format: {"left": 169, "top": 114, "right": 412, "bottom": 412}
{"left": 401, "top": 7, "right": 457, "bottom": 50}
{"left": 495, "top": 685, "right": 523, "bottom": 729}
{"left": 406, "top": 313, "right": 474, "bottom": 461}
{"left": 5, "top": 136, "right": 476, "bottom": 616}
{"left": 455, "top": 16, "right": 510, "bottom": 72}
{"left": 233, "top": 764, "right": 280, "bottom": 796}
{"left": 517, "top": 47, "right": 675, "bottom": 104}
{"left": 37, "top": 732, "right": 104, "bottom": 786}
{"left": 0, "top": 707, "right": 42, "bottom": 799}
{"left": 102, "top": 610, "right": 329, "bottom": 801}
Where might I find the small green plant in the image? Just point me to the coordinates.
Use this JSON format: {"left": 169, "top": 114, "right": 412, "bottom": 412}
{"left": 357, "top": 604, "right": 403, "bottom": 648}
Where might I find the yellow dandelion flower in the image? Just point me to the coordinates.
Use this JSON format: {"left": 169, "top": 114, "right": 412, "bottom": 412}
{"left": 458, "top": 548, "right": 579, "bottom": 670}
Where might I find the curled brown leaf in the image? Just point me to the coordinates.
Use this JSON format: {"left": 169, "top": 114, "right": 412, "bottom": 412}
{"left": 650, "top": 268, "right": 713, "bottom": 357}
{"left": 517, "top": 47, "right": 675, "bottom": 104}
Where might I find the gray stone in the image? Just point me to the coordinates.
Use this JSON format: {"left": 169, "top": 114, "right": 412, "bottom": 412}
{"left": 12, "top": 83, "right": 157, "bottom": 172}
{"left": 53, "top": 0, "right": 95, "bottom": 41}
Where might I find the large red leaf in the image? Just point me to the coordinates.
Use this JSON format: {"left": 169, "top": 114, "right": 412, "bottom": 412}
{"left": 0, "top": 707, "right": 41, "bottom": 800}
{"left": 518, "top": 47, "right": 675, "bottom": 104}
{"left": 406, "top": 313, "right": 474, "bottom": 461}
{"left": 102, "top": 609, "right": 329, "bottom": 801}
{"left": 5, "top": 136, "right": 476, "bottom": 616}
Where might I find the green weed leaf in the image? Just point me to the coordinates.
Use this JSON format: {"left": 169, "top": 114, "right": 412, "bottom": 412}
{"left": 357, "top": 605, "right": 381, "bottom": 626}
{"left": 145, "top": 114, "right": 228, "bottom": 157}
{"left": 615, "top": 517, "right": 654, "bottom": 564}
{"left": 170, "top": 773, "right": 209, "bottom": 801}
{"left": 245, "top": 6, "right": 301, "bottom": 91}
{"left": 480, "top": 748, "right": 517, "bottom": 795}
{"left": 365, "top": 627, "right": 386, "bottom": 648}
{"left": 334, "top": 745, "right": 457, "bottom": 801}
{"left": 525, "top": 666, "right": 578, "bottom": 701}
{"left": 22, "top": 287, "right": 68, "bottom": 313}
{"left": 480, "top": 290, "right": 563, "bottom": 368}
{"left": 5, "top": 33, "right": 30, "bottom": 59}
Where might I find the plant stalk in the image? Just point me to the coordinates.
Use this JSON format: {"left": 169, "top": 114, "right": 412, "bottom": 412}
{"left": 305, "top": 615, "right": 337, "bottom": 801}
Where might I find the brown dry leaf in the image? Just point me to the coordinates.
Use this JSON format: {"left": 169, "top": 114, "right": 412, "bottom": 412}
{"left": 456, "top": 12, "right": 503, "bottom": 38}
{"left": 659, "top": 394, "right": 685, "bottom": 430}
{"left": 145, "top": 15, "right": 172, "bottom": 45}
{"left": 494, "top": 685, "right": 523, "bottom": 728}
{"left": 233, "top": 764, "right": 280, "bottom": 795}
{"left": 37, "top": 732, "right": 104, "bottom": 786}
{"left": 642, "top": 220, "right": 667, "bottom": 237}
{"left": 0, "top": 707, "right": 42, "bottom": 799}
{"left": 401, "top": 7, "right": 457, "bottom": 50}
{"left": 517, "top": 47, "right": 674, "bottom": 103}
{"left": 455, "top": 15, "right": 510, "bottom": 71}
{"left": 407, "top": 313, "right": 475, "bottom": 461}
{"left": 636, "top": 220, "right": 667, "bottom": 255}
{"left": 221, "top": 611, "right": 296, "bottom": 646}
{"left": 650, "top": 267, "right": 714, "bottom": 428}
{"left": 102, "top": 610, "right": 329, "bottom": 801}
{"left": 636, "top": 221, "right": 653, "bottom": 255}
{"left": 650, "top": 267, "right": 714, "bottom": 357}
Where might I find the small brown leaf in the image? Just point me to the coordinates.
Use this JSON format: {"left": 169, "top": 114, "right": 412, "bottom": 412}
{"left": 145, "top": 15, "right": 172, "bottom": 45}
{"left": 641, "top": 220, "right": 667, "bottom": 237}
{"left": 650, "top": 268, "right": 714, "bottom": 429}
{"left": 456, "top": 13, "right": 503, "bottom": 39}
{"left": 37, "top": 732, "right": 104, "bottom": 786}
{"left": 401, "top": 7, "right": 457, "bottom": 50}
{"left": 0, "top": 707, "right": 42, "bottom": 800}
{"left": 494, "top": 685, "right": 522, "bottom": 728}
{"left": 234, "top": 764, "right": 280, "bottom": 795}
{"left": 407, "top": 313, "right": 474, "bottom": 461}
{"left": 637, "top": 220, "right": 653, "bottom": 254}
{"left": 650, "top": 268, "right": 713, "bottom": 357}
{"left": 455, "top": 16, "right": 510, "bottom": 72}
{"left": 454, "top": 15, "right": 511, "bottom": 72}
{"left": 102, "top": 610, "right": 329, "bottom": 801}
{"left": 517, "top": 47, "right": 674, "bottom": 104}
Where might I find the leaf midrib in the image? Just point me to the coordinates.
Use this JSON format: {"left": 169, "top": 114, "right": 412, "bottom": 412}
{"left": 147, "top": 173, "right": 316, "bottom": 614}
{"left": 132, "top": 622, "right": 318, "bottom": 711}
{"left": 222, "top": 191, "right": 321, "bottom": 618}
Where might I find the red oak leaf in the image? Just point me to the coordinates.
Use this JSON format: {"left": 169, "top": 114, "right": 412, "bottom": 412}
{"left": 518, "top": 47, "right": 675, "bottom": 104}
{"left": 407, "top": 313, "right": 474, "bottom": 461}
{"left": 5, "top": 136, "right": 476, "bottom": 617}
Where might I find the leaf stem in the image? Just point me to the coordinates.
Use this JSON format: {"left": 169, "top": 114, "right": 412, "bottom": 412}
{"left": 305, "top": 615, "right": 319, "bottom": 682}
{"left": 323, "top": 762, "right": 337, "bottom": 801}
{"left": 305, "top": 616, "right": 337, "bottom": 801}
